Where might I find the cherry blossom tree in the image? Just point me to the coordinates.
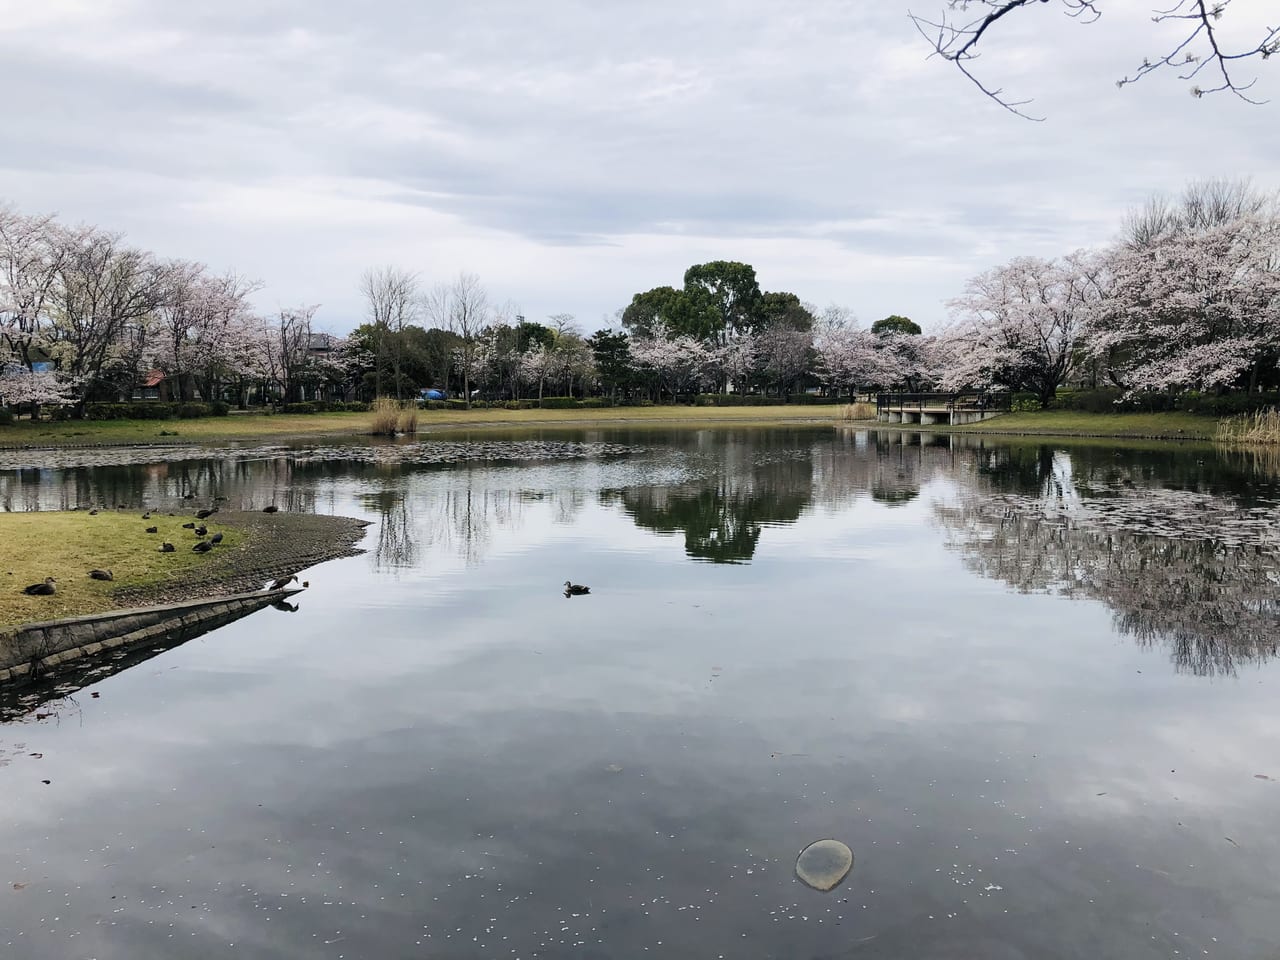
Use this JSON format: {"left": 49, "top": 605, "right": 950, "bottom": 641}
{"left": 757, "top": 325, "right": 813, "bottom": 396}
{"left": 813, "top": 307, "right": 881, "bottom": 396}
{"left": 256, "top": 305, "right": 319, "bottom": 402}
{"left": 0, "top": 206, "right": 67, "bottom": 373}
{"left": 549, "top": 333, "right": 597, "bottom": 398}
{"left": 709, "top": 333, "right": 758, "bottom": 395}
{"left": 630, "top": 323, "right": 711, "bottom": 401}
{"left": 0, "top": 364, "right": 75, "bottom": 410}
{"left": 50, "top": 227, "right": 170, "bottom": 407}
{"left": 519, "top": 343, "right": 554, "bottom": 401}
{"left": 941, "top": 252, "right": 1107, "bottom": 404}
{"left": 153, "top": 262, "right": 259, "bottom": 401}
{"left": 1090, "top": 209, "right": 1280, "bottom": 393}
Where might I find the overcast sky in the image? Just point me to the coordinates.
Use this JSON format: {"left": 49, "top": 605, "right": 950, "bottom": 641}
{"left": 2, "top": 0, "right": 1276, "bottom": 334}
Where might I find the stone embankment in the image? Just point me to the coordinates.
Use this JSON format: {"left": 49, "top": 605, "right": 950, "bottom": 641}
{"left": 0, "top": 588, "right": 302, "bottom": 681}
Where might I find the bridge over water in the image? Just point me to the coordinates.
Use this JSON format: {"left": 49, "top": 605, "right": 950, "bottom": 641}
{"left": 876, "top": 392, "right": 1010, "bottom": 426}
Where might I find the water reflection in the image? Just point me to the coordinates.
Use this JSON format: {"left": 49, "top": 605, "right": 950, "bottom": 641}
{"left": 4, "top": 428, "right": 1280, "bottom": 958}
{"left": 937, "top": 444, "right": 1280, "bottom": 675}
{"left": 605, "top": 455, "right": 811, "bottom": 564}
{"left": 4, "top": 429, "right": 1280, "bottom": 675}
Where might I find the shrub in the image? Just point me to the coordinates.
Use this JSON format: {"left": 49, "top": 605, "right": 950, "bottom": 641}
{"left": 281, "top": 401, "right": 319, "bottom": 414}
{"left": 85, "top": 403, "right": 124, "bottom": 420}
{"left": 537, "top": 396, "right": 579, "bottom": 408}
{"left": 578, "top": 397, "right": 609, "bottom": 408}
{"left": 176, "top": 402, "right": 211, "bottom": 419}
{"left": 1054, "top": 388, "right": 1123, "bottom": 413}
{"left": 446, "top": 399, "right": 470, "bottom": 410}
{"left": 0, "top": 408, "right": 12, "bottom": 426}
{"left": 1010, "top": 392, "right": 1041, "bottom": 412}
{"left": 136, "top": 402, "right": 175, "bottom": 419}
{"left": 208, "top": 400, "right": 230, "bottom": 416}
{"left": 1179, "top": 391, "right": 1280, "bottom": 417}
{"left": 786, "top": 394, "right": 841, "bottom": 405}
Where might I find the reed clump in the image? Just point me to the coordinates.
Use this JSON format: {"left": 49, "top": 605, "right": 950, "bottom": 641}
{"left": 370, "top": 397, "right": 418, "bottom": 436}
{"left": 1216, "top": 407, "right": 1280, "bottom": 446}
{"left": 842, "top": 401, "right": 877, "bottom": 421}
{"left": 397, "top": 404, "right": 418, "bottom": 434}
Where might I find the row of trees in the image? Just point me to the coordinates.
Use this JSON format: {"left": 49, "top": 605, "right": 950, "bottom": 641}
{"left": 7, "top": 176, "right": 1275, "bottom": 415}
{"left": 0, "top": 204, "right": 343, "bottom": 412}
{"left": 255, "top": 177, "right": 1280, "bottom": 410}
{"left": 940, "top": 178, "right": 1280, "bottom": 404}
{"left": 607, "top": 180, "right": 1279, "bottom": 407}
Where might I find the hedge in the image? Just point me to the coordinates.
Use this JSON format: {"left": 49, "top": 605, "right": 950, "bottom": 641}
{"left": 694, "top": 394, "right": 840, "bottom": 406}
{"left": 277, "top": 400, "right": 368, "bottom": 414}
{"left": 1053, "top": 389, "right": 1280, "bottom": 416}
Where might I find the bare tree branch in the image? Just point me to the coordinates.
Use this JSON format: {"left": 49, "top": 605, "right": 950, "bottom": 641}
{"left": 911, "top": 0, "right": 1279, "bottom": 117}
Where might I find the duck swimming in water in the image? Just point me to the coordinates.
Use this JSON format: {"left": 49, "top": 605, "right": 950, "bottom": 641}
{"left": 563, "top": 580, "right": 590, "bottom": 596}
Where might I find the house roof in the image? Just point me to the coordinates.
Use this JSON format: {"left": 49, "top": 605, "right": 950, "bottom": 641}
{"left": 143, "top": 369, "right": 165, "bottom": 387}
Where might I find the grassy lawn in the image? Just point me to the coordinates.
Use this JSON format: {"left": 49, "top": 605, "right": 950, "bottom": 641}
{"left": 0, "top": 406, "right": 840, "bottom": 446}
{"left": 928, "top": 409, "right": 1218, "bottom": 440}
{"left": 0, "top": 411, "right": 373, "bottom": 447}
{"left": 0, "top": 511, "right": 243, "bottom": 628}
{"left": 0, "top": 405, "right": 1228, "bottom": 449}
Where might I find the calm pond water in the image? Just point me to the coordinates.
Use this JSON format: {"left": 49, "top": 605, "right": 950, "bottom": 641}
{"left": 2, "top": 426, "right": 1279, "bottom": 959}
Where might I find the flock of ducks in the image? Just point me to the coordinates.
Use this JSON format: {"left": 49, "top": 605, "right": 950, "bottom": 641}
{"left": 20, "top": 498, "right": 285, "bottom": 598}
{"left": 20, "top": 492, "right": 581, "bottom": 603}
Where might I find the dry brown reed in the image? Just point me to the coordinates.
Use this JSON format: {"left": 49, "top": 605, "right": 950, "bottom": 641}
{"left": 370, "top": 397, "right": 402, "bottom": 436}
{"left": 397, "top": 405, "right": 419, "bottom": 434}
{"left": 841, "top": 401, "right": 878, "bottom": 421}
{"left": 1216, "top": 407, "right": 1280, "bottom": 446}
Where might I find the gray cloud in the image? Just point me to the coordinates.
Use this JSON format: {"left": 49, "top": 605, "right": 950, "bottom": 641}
{"left": 1, "top": 1, "right": 1277, "bottom": 330}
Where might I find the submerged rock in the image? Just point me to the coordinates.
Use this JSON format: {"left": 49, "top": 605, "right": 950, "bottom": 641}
{"left": 795, "top": 839, "right": 853, "bottom": 891}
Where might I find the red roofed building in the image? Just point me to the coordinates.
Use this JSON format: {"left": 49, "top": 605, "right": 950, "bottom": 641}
{"left": 130, "top": 369, "right": 171, "bottom": 401}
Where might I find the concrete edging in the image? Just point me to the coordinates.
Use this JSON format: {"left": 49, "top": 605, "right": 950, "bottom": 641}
{"left": 0, "top": 588, "right": 303, "bottom": 682}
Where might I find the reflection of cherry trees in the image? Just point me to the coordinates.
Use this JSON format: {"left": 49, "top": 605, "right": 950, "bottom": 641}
{"left": 935, "top": 472, "right": 1280, "bottom": 676}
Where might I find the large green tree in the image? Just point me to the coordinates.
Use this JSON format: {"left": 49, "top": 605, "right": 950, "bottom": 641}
{"left": 871, "top": 315, "right": 922, "bottom": 336}
{"left": 620, "top": 285, "right": 711, "bottom": 340}
{"left": 682, "top": 260, "right": 762, "bottom": 345}
{"left": 758, "top": 291, "right": 815, "bottom": 331}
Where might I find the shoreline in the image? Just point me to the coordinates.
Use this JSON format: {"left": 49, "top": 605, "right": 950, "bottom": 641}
{"left": 110, "top": 511, "right": 372, "bottom": 609}
{"left": 1, "top": 511, "right": 371, "bottom": 630}
{"left": 0, "top": 405, "right": 1234, "bottom": 448}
